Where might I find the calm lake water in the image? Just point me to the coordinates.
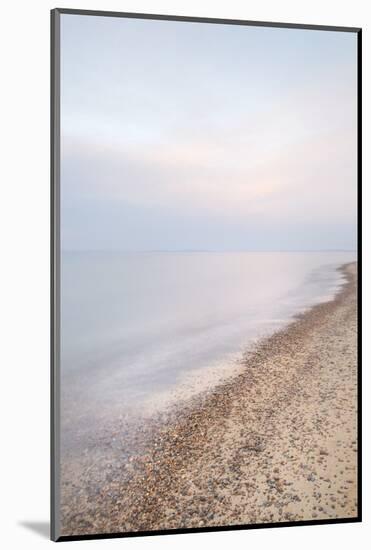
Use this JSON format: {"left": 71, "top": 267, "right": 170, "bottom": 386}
{"left": 60, "top": 251, "right": 355, "bottom": 450}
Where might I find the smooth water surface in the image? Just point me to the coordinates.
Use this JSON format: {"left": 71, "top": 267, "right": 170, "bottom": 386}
{"left": 60, "top": 251, "right": 355, "bottom": 450}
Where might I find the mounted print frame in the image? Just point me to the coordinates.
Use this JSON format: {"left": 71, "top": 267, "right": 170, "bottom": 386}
{"left": 51, "top": 8, "right": 362, "bottom": 542}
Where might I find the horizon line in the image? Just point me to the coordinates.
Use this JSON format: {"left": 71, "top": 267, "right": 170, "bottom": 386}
{"left": 61, "top": 248, "right": 357, "bottom": 254}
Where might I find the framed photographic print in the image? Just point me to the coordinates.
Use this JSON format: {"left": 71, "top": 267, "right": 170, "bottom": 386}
{"left": 51, "top": 8, "right": 361, "bottom": 542}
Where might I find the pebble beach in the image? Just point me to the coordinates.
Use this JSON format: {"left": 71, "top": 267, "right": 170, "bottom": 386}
{"left": 60, "top": 262, "right": 358, "bottom": 536}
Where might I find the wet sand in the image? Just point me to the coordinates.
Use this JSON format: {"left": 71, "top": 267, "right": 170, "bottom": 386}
{"left": 60, "top": 262, "right": 358, "bottom": 536}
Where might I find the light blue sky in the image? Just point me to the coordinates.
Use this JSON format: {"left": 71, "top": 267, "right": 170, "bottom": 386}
{"left": 60, "top": 14, "right": 357, "bottom": 251}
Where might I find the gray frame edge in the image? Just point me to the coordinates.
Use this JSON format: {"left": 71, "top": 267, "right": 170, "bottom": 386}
{"left": 51, "top": 7, "right": 61, "bottom": 543}
{"left": 54, "top": 7, "right": 361, "bottom": 33}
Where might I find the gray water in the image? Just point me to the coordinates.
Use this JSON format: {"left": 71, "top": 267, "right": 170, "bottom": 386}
{"left": 60, "top": 251, "right": 355, "bottom": 449}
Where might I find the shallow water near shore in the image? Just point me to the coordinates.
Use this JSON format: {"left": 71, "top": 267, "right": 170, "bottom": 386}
{"left": 60, "top": 251, "right": 355, "bottom": 454}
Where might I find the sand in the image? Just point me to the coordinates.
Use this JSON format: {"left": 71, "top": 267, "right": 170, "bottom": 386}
{"left": 60, "top": 262, "right": 358, "bottom": 536}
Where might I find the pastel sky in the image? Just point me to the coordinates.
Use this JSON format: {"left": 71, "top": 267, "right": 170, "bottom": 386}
{"left": 60, "top": 14, "right": 357, "bottom": 251}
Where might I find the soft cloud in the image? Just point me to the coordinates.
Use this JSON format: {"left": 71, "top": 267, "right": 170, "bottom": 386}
{"left": 60, "top": 14, "right": 357, "bottom": 251}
